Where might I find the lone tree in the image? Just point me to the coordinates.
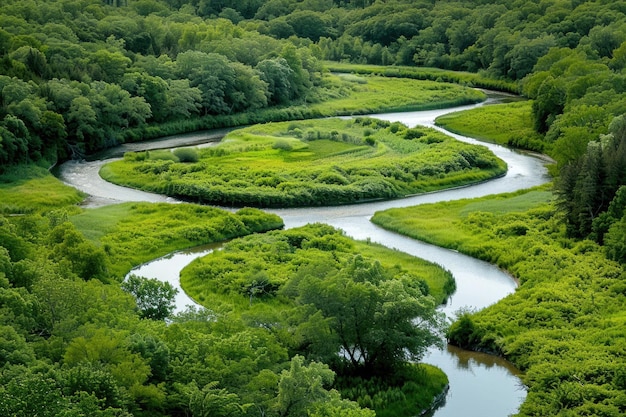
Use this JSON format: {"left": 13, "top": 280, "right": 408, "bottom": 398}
{"left": 121, "top": 274, "right": 178, "bottom": 320}
{"left": 291, "top": 255, "right": 446, "bottom": 377}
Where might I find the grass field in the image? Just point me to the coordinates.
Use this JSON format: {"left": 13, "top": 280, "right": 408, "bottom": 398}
{"left": 102, "top": 116, "right": 506, "bottom": 208}
{"left": 434, "top": 101, "right": 545, "bottom": 152}
{"left": 0, "top": 164, "right": 85, "bottom": 214}
{"left": 371, "top": 186, "right": 626, "bottom": 416}
{"left": 71, "top": 202, "right": 283, "bottom": 277}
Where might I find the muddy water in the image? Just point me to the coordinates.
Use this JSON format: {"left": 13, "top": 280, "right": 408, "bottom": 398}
{"left": 58, "top": 97, "right": 549, "bottom": 416}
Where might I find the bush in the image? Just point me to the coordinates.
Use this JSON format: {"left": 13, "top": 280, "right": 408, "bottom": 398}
{"left": 273, "top": 139, "right": 293, "bottom": 151}
{"left": 404, "top": 128, "right": 424, "bottom": 140}
{"left": 173, "top": 147, "right": 199, "bottom": 163}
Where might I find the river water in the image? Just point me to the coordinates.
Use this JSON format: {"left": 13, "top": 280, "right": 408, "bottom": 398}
{"left": 57, "top": 96, "right": 550, "bottom": 417}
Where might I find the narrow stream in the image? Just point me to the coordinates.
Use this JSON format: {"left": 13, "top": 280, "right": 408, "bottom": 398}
{"left": 58, "top": 96, "right": 550, "bottom": 416}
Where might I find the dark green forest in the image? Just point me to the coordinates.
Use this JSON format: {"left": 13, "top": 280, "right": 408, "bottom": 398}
{"left": 1, "top": 0, "right": 626, "bottom": 416}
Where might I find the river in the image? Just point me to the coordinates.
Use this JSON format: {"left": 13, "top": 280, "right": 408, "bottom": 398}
{"left": 57, "top": 96, "right": 550, "bottom": 417}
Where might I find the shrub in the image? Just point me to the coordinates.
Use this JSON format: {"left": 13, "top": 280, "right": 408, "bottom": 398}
{"left": 404, "top": 129, "right": 424, "bottom": 140}
{"left": 273, "top": 139, "right": 293, "bottom": 151}
{"left": 173, "top": 147, "right": 199, "bottom": 163}
{"left": 148, "top": 150, "right": 179, "bottom": 162}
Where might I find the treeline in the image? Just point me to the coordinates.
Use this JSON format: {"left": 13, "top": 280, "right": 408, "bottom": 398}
{"left": 0, "top": 0, "right": 321, "bottom": 166}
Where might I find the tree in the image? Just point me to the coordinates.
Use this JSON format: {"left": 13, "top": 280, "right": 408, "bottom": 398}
{"left": 121, "top": 274, "right": 178, "bottom": 320}
{"left": 293, "top": 255, "right": 445, "bottom": 376}
{"left": 275, "top": 356, "right": 373, "bottom": 417}
{"left": 532, "top": 75, "right": 566, "bottom": 133}
{"left": 276, "top": 355, "right": 334, "bottom": 417}
{"left": 187, "top": 381, "right": 246, "bottom": 417}
{"left": 166, "top": 79, "right": 202, "bottom": 119}
{"left": 257, "top": 57, "right": 293, "bottom": 104}
{"left": 47, "top": 222, "right": 108, "bottom": 281}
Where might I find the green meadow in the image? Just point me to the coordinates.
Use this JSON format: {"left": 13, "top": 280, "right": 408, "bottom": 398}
{"left": 102, "top": 117, "right": 506, "bottom": 208}
{"left": 323, "top": 62, "right": 519, "bottom": 93}
{"left": 435, "top": 101, "right": 545, "bottom": 152}
{"left": 70, "top": 202, "right": 283, "bottom": 277}
{"left": 0, "top": 165, "right": 85, "bottom": 214}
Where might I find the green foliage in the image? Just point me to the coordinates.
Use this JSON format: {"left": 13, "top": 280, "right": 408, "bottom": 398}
{"left": 70, "top": 202, "right": 283, "bottom": 277}
{"left": 121, "top": 274, "right": 178, "bottom": 321}
{"left": 103, "top": 117, "right": 506, "bottom": 208}
{"left": 435, "top": 101, "right": 546, "bottom": 153}
{"left": 0, "top": 164, "right": 84, "bottom": 214}
{"left": 556, "top": 115, "right": 626, "bottom": 239}
{"left": 180, "top": 223, "right": 449, "bottom": 415}
{"left": 336, "top": 364, "right": 447, "bottom": 417}
{"left": 325, "top": 62, "right": 519, "bottom": 93}
{"left": 373, "top": 187, "right": 626, "bottom": 417}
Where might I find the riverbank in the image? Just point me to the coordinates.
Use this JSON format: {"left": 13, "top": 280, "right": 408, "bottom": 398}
{"left": 372, "top": 186, "right": 626, "bottom": 417}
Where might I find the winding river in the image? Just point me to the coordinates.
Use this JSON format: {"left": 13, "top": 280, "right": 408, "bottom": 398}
{"left": 57, "top": 95, "right": 550, "bottom": 417}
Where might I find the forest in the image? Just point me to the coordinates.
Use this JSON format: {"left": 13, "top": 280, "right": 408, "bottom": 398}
{"left": 1, "top": 0, "right": 626, "bottom": 416}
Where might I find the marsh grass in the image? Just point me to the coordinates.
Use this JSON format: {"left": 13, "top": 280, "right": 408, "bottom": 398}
{"left": 435, "top": 101, "right": 545, "bottom": 152}
{"left": 0, "top": 164, "right": 85, "bottom": 214}
{"left": 103, "top": 118, "right": 506, "bottom": 208}
{"left": 371, "top": 186, "right": 626, "bottom": 416}
{"left": 325, "top": 62, "right": 519, "bottom": 93}
{"left": 181, "top": 226, "right": 455, "bottom": 310}
{"left": 337, "top": 363, "right": 448, "bottom": 417}
{"left": 71, "top": 202, "right": 283, "bottom": 277}
{"left": 371, "top": 187, "right": 554, "bottom": 253}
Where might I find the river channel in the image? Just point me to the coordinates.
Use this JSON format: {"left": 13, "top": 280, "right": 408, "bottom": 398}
{"left": 57, "top": 96, "right": 551, "bottom": 417}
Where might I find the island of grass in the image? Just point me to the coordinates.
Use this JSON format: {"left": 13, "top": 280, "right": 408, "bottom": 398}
{"left": 101, "top": 117, "right": 507, "bottom": 208}
{"left": 180, "top": 223, "right": 454, "bottom": 417}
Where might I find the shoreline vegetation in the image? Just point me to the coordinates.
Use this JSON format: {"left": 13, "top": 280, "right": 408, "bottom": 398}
{"left": 117, "top": 71, "right": 488, "bottom": 145}
{"left": 1, "top": 0, "right": 625, "bottom": 415}
{"left": 371, "top": 186, "right": 626, "bottom": 417}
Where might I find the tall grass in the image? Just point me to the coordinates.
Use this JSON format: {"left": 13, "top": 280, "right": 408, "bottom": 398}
{"left": 325, "top": 62, "right": 520, "bottom": 93}
{"left": 435, "top": 101, "right": 545, "bottom": 152}
{"left": 103, "top": 118, "right": 507, "bottom": 208}
{"left": 0, "top": 164, "right": 85, "bottom": 214}
{"left": 371, "top": 186, "right": 626, "bottom": 417}
{"left": 71, "top": 202, "right": 283, "bottom": 277}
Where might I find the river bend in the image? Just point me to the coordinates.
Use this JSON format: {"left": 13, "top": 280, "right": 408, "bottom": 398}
{"left": 57, "top": 98, "right": 550, "bottom": 417}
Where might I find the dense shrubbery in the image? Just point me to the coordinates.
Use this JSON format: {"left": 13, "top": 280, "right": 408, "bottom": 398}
{"left": 372, "top": 188, "right": 626, "bottom": 417}
{"left": 181, "top": 223, "right": 452, "bottom": 416}
{"left": 102, "top": 116, "right": 506, "bottom": 207}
